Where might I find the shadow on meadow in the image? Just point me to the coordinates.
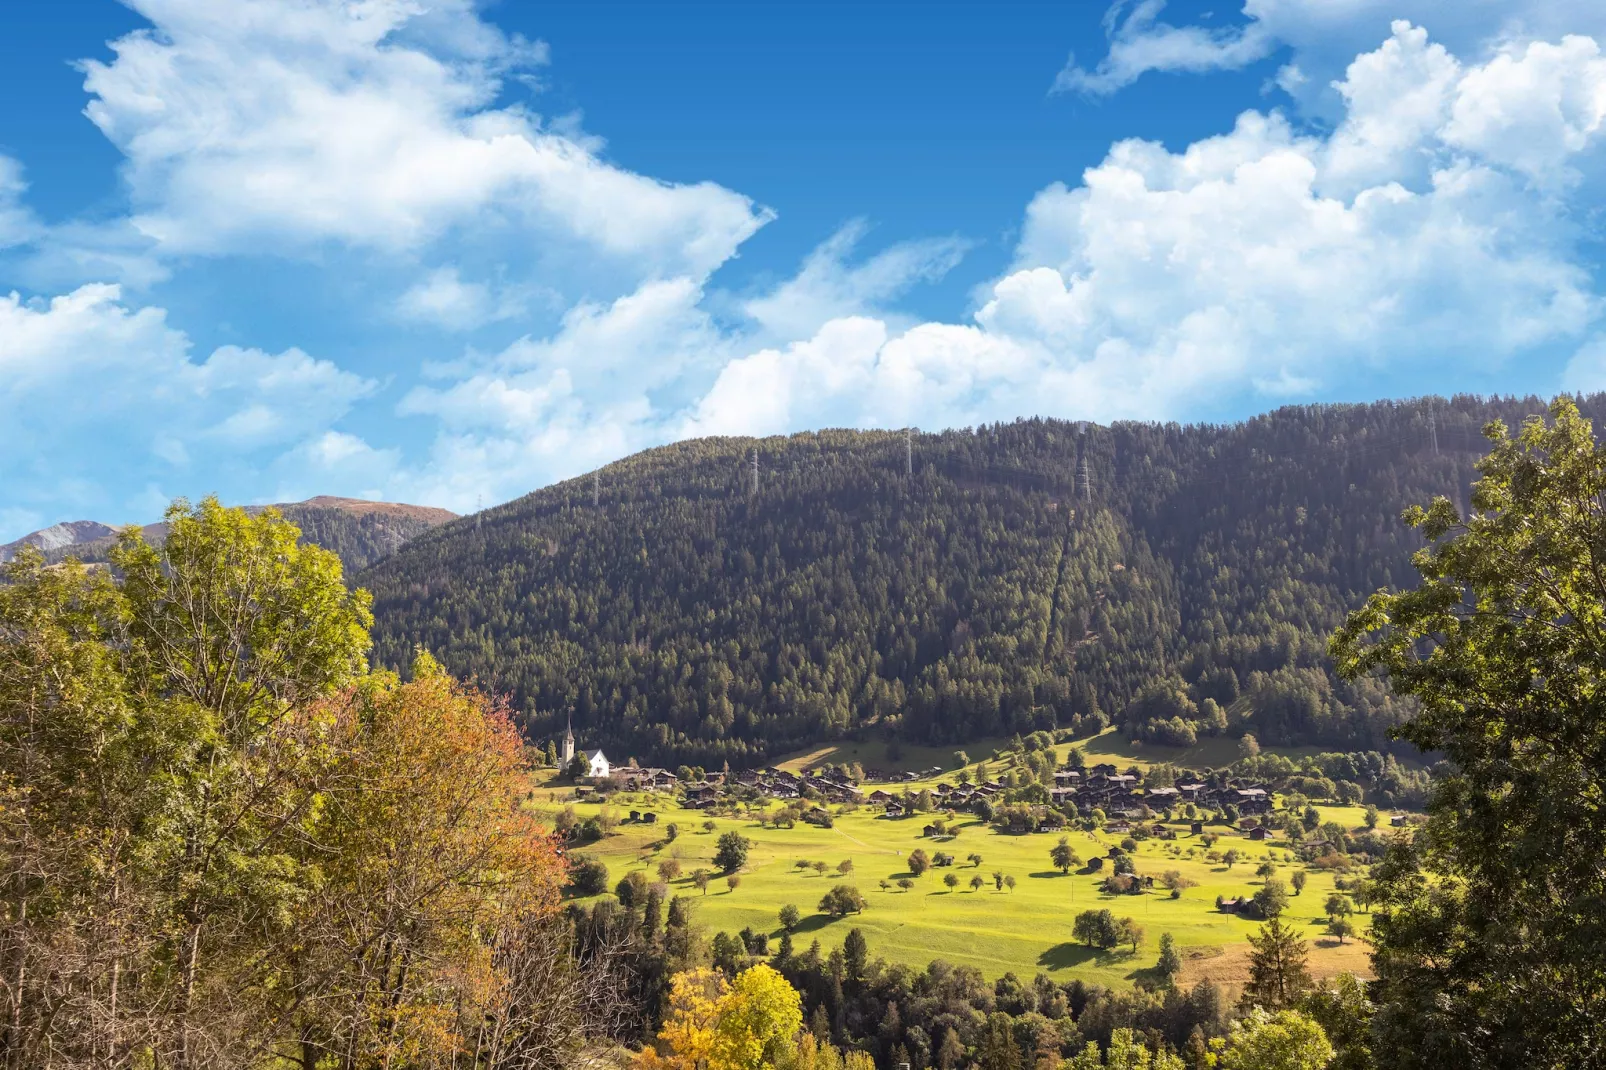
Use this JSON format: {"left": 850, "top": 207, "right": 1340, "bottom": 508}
{"left": 1037, "top": 943, "right": 1139, "bottom": 972}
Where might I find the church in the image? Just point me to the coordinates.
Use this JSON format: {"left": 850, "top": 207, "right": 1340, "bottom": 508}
{"left": 560, "top": 717, "right": 610, "bottom": 779}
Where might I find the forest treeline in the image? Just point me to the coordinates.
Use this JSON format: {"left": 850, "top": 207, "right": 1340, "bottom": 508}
{"left": 362, "top": 395, "right": 1593, "bottom": 766}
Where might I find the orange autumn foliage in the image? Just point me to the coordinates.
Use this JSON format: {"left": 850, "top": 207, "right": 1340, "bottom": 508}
{"left": 281, "top": 653, "right": 565, "bottom": 1064}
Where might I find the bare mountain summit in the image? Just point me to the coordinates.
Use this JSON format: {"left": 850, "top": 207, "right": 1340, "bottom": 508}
{"left": 1, "top": 496, "right": 458, "bottom": 574}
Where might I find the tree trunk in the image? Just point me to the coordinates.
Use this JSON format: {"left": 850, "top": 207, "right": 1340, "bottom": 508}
{"left": 175, "top": 919, "right": 202, "bottom": 1070}
{"left": 6, "top": 897, "right": 26, "bottom": 1070}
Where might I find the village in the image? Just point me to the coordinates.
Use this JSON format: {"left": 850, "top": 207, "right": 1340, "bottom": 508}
{"left": 575, "top": 734, "right": 1279, "bottom": 834}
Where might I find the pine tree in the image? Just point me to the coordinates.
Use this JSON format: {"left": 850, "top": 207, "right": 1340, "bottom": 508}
{"left": 1243, "top": 917, "right": 1311, "bottom": 1009}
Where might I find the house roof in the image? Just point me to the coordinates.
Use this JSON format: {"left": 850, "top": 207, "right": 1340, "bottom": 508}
{"left": 587, "top": 749, "right": 608, "bottom": 761}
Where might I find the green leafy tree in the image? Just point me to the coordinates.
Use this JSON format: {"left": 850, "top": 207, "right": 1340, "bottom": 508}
{"left": 818, "top": 885, "right": 867, "bottom": 917}
{"left": 1331, "top": 398, "right": 1606, "bottom": 1065}
{"left": 714, "top": 831, "right": 750, "bottom": 873}
{"left": 1298, "top": 974, "right": 1374, "bottom": 1070}
{"left": 977, "top": 1012, "right": 1021, "bottom": 1070}
{"left": 1213, "top": 1008, "right": 1334, "bottom": 1070}
{"left": 1326, "top": 917, "right": 1356, "bottom": 945}
{"left": 1073, "top": 908, "right": 1121, "bottom": 949}
{"left": 907, "top": 849, "right": 931, "bottom": 877}
{"left": 1290, "top": 870, "right": 1307, "bottom": 896}
{"left": 1051, "top": 837, "right": 1080, "bottom": 874}
{"left": 111, "top": 499, "right": 373, "bottom": 1065}
{"left": 1253, "top": 878, "right": 1290, "bottom": 919}
{"left": 779, "top": 904, "right": 801, "bottom": 931}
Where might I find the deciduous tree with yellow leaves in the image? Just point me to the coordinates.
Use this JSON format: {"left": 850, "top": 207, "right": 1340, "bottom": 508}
{"left": 638, "top": 963, "right": 838, "bottom": 1070}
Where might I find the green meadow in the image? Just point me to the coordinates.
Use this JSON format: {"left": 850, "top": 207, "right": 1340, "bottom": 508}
{"left": 536, "top": 775, "right": 1378, "bottom": 993}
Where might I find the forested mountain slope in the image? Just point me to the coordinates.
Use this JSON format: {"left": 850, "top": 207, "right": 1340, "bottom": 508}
{"left": 3, "top": 496, "right": 455, "bottom": 575}
{"left": 362, "top": 396, "right": 1592, "bottom": 766}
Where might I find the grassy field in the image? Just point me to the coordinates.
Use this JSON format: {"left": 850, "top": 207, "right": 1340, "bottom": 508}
{"left": 536, "top": 778, "right": 1379, "bottom": 994}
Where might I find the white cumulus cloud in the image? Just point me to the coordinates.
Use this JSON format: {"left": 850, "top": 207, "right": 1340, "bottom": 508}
{"left": 685, "top": 23, "right": 1604, "bottom": 439}
{"left": 80, "top": 0, "right": 770, "bottom": 282}
{"left": 0, "top": 283, "right": 374, "bottom": 533}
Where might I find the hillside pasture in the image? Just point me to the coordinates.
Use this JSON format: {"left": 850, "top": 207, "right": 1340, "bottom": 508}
{"left": 537, "top": 787, "right": 1379, "bottom": 991}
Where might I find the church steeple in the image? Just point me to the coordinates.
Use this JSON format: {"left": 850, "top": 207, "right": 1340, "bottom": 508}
{"left": 560, "top": 710, "right": 576, "bottom": 765}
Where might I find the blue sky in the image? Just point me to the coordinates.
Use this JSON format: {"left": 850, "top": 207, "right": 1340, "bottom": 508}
{"left": 2, "top": 0, "right": 1606, "bottom": 539}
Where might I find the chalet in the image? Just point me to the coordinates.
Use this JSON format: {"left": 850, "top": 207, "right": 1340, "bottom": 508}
{"left": 1053, "top": 770, "right": 1083, "bottom": 784}
{"left": 1232, "top": 788, "right": 1272, "bottom": 814}
{"left": 682, "top": 783, "right": 719, "bottom": 808}
{"left": 1145, "top": 786, "right": 1179, "bottom": 803}
{"left": 802, "top": 807, "right": 832, "bottom": 827}
{"left": 922, "top": 824, "right": 939, "bottom": 838}
{"left": 1190, "top": 821, "right": 1204, "bottom": 834}
{"left": 1091, "top": 763, "right": 1119, "bottom": 777}
{"left": 1178, "top": 782, "right": 1208, "bottom": 802}
{"left": 622, "top": 767, "right": 678, "bottom": 792}
{"left": 882, "top": 804, "right": 906, "bottom": 819}
{"left": 1248, "top": 827, "right": 1270, "bottom": 842}
{"left": 1390, "top": 814, "right": 1407, "bottom": 827}
{"left": 868, "top": 789, "right": 894, "bottom": 803}
{"left": 1218, "top": 897, "right": 1243, "bottom": 913}
{"left": 586, "top": 750, "right": 610, "bottom": 778}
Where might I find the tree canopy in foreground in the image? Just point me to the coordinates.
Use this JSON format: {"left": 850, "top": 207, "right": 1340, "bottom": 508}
{"left": 0, "top": 499, "right": 566, "bottom": 1068}
{"left": 1334, "top": 398, "right": 1606, "bottom": 1067}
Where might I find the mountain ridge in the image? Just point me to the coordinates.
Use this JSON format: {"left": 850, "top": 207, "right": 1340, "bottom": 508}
{"left": 360, "top": 394, "right": 1575, "bottom": 766}
{"left": 2, "top": 495, "right": 458, "bottom": 574}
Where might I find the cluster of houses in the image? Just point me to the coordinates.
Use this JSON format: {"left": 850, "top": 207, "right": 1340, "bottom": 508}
{"left": 1048, "top": 763, "right": 1272, "bottom": 816}
{"left": 566, "top": 728, "right": 1279, "bottom": 830}
{"left": 868, "top": 763, "right": 1275, "bottom": 823}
